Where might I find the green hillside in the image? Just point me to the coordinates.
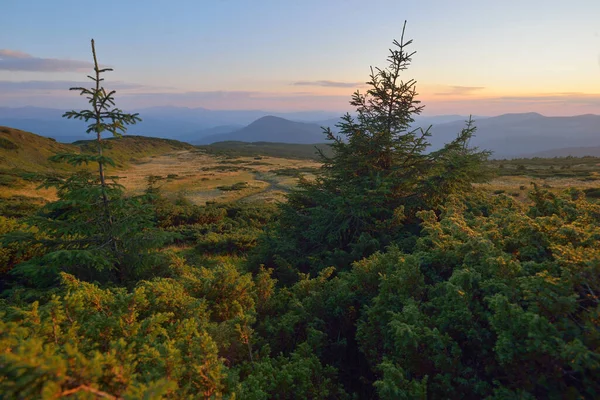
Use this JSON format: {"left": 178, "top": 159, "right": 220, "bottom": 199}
{"left": 0, "top": 126, "right": 76, "bottom": 173}
{"left": 1, "top": 127, "right": 194, "bottom": 173}
{"left": 0, "top": 126, "right": 195, "bottom": 193}
{"left": 74, "top": 135, "right": 195, "bottom": 168}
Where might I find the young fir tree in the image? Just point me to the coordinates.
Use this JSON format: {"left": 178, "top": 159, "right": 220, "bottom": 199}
{"left": 3, "top": 40, "right": 169, "bottom": 287}
{"left": 258, "top": 23, "right": 491, "bottom": 282}
{"left": 62, "top": 39, "right": 141, "bottom": 249}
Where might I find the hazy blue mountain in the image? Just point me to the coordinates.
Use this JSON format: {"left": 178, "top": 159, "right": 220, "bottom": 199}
{"left": 427, "top": 113, "right": 600, "bottom": 158}
{"left": 0, "top": 115, "right": 206, "bottom": 143}
{"left": 524, "top": 146, "right": 600, "bottom": 158}
{"left": 312, "top": 115, "right": 476, "bottom": 134}
{"left": 137, "top": 107, "right": 340, "bottom": 124}
{"left": 413, "top": 114, "right": 477, "bottom": 126}
{"left": 199, "top": 116, "right": 327, "bottom": 144}
{"left": 0, "top": 106, "right": 65, "bottom": 119}
{"left": 1, "top": 106, "right": 599, "bottom": 158}
{"left": 0, "top": 106, "right": 340, "bottom": 142}
{"left": 180, "top": 125, "right": 244, "bottom": 144}
{"left": 0, "top": 118, "right": 89, "bottom": 143}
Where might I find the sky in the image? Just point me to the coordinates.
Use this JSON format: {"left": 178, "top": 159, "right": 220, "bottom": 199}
{"left": 1, "top": 0, "right": 600, "bottom": 116}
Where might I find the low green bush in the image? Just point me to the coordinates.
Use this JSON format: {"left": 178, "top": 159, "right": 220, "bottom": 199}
{"left": 0, "top": 137, "right": 18, "bottom": 150}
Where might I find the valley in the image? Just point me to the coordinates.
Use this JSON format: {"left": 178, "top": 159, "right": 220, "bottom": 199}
{"left": 3, "top": 2, "right": 600, "bottom": 397}
{"left": 4, "top": 125, "right": 600, "bottom": 211}
{"left": 115, "top": 149, "right": 320, "bottom": 204}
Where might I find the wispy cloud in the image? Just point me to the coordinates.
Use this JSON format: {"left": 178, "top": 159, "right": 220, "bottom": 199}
{"left": 0, "top": 80, "right": 145, "bottom": 90}
{"left": 487, "top": 92, "right": 600, "bottom": 105}
{"left": 0, "top": 50, "right": 93, "bottom": 72}
{"left": 424, "top": 92, "right": 600, "bottom": 116}
{"left": 2, "top": 86, "right": 599, "bottom": 116}
{"left": 112, "top": 90, "right": 352, "bottom": 111}
{"left": 435, "top": 85, "right": 486, "bottom": 96}
{"left": 292, "top": 80, "right": 365, "bottom": 88}
{"left": 0, "top": 88, "right": 352, "bottom": 111}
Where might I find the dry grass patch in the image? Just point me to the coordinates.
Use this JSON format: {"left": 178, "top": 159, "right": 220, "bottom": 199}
{"left": 114, "top": 150, "right": 320, "bottom": 204}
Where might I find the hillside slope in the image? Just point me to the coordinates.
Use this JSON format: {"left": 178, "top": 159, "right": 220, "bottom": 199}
{"left": 74, "top": 135, "right": 195, "bottom": 167}
{"left": 0, "top": 126, "right": 76, "bottom": 173}
{"left": 0, "top": 126, "right": 194, "bottom": 175}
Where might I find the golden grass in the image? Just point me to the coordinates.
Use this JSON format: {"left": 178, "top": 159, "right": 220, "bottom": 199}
{"left": 478, "top": 175, "right": 600, "bottom": 191}
{"left": 0, "top": 181, "right": 58, "bottom": 201}
{"left": 115, "top": 150, "right": 320, "bottom": 204}
{"left": 4, "top": 145, "right": 600, "bottom": 206}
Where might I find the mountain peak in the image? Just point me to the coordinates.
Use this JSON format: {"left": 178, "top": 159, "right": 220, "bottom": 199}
{"left": 199, "top": 115, "right": 327, "bottom": 144}
{"left": 251, "top": 115, "right": 290, "bottom": 123}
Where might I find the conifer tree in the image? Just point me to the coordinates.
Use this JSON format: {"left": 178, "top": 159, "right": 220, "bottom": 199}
{"left": 62, "top": 39, "right": 141, "bottom": 253}
{"left": 259, "top": 23, "right": 491, "bottom": 281}
{"left": 2, "top": 40, "right": 167, "bottom": 287}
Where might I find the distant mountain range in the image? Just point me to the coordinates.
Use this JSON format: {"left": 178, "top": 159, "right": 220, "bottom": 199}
{"left": 425, "top": 112, "right": 600, "bottom": 158}
{"left": 1, "top": 106, "right": 599, "bottom": 158}
{"left": 0, "top": 106, "right": 463, "bottom": 144}
{"left": 525, "top": 146, "right": 600, "bottom": 158}
{"left": 0, "top": 106, "right": 341, "bottom": 143}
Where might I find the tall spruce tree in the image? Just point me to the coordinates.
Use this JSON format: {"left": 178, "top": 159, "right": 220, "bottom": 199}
{"left": 62, "top": 39, "right": 141, "bottom": 253}
{"left": 3, "top": 40, "right": 168, "bottom": 287}
{"left": 258, "top": 23, "right": 491, "bottom": 282}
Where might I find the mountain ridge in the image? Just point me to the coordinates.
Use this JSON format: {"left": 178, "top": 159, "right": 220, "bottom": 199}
{"left": 198, "top": 116, "right": 327, "bottom": 144}
{"left": 0, "top": 126, "right": 194, "bottom": 174}
{"left": 1, "top": 106, "right": 599, "bottom": 157}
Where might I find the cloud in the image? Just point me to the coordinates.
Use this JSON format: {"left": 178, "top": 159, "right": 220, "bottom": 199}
{"left": 292, "top": 80, "right": 365, "bottom": 88}
{"left": 423, "top": 92, "right": 600, "bottom": 116}
{"left": 486, "top": 92, "right": 600, "bottom": 105}
{"left": 435, "top": 85, "right": 486, "bottom": 96}
{"left": 2, "top": 86, "right": 600, "bottom": 116}
{"left": 113, "top": 90, "right": 353, "bottom": 111}
{"left": 0, "top": 80, "right": 145, "bottom": 91}
{"left": 0, "top": 88, "right": 353, "bottom": 111}
{"left": 0, "top": 49, "right": 93, "bottom": 72}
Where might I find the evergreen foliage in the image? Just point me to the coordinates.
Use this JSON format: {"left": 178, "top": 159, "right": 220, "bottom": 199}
{"left": 253, "top": 188, "right": 600, "bottom": 398}
{"left": 60, "top": 39, "right": 141, "bottom": 262}
{"left": 3, "top": 171, "right": 171, "bottom": 287}
{"left": 1, "top": 28, "right": 599, "bottom": 400}
{"left": 255, "top": 23, "right": 491, "bottom": 282}
{"left": 0, "top": 257, "right": 345, "bottom": 399}
{"left": 1, "top": 40, "right": 167, "bottom": 287}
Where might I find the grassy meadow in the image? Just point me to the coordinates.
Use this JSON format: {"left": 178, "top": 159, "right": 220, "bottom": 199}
{"left": 3, "top": 126, "right": 600, "bottom": 212}
{"left": 3, "top": 120, "right": 600, "bottom": 399}
{"left": 117, "top": 149, "right": 320, "bottom": 204}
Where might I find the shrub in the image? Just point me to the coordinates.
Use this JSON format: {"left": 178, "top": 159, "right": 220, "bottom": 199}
{"left": 0, "top": 174, "right": 18, "bottom": 187}
{"left": 0, "top": 195, "right": 45, "bottom": 218}
{"left": 583, "top": 187, "right": 600, "bottom": 198}
{"left": 195, "top": 229, "right": 260, "bottom": 254}
{"left": 217, "top": 182, "right": 249, "bottom": 191}
{"left": 0, "top": 137, "right": 18, "bottom": 150}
